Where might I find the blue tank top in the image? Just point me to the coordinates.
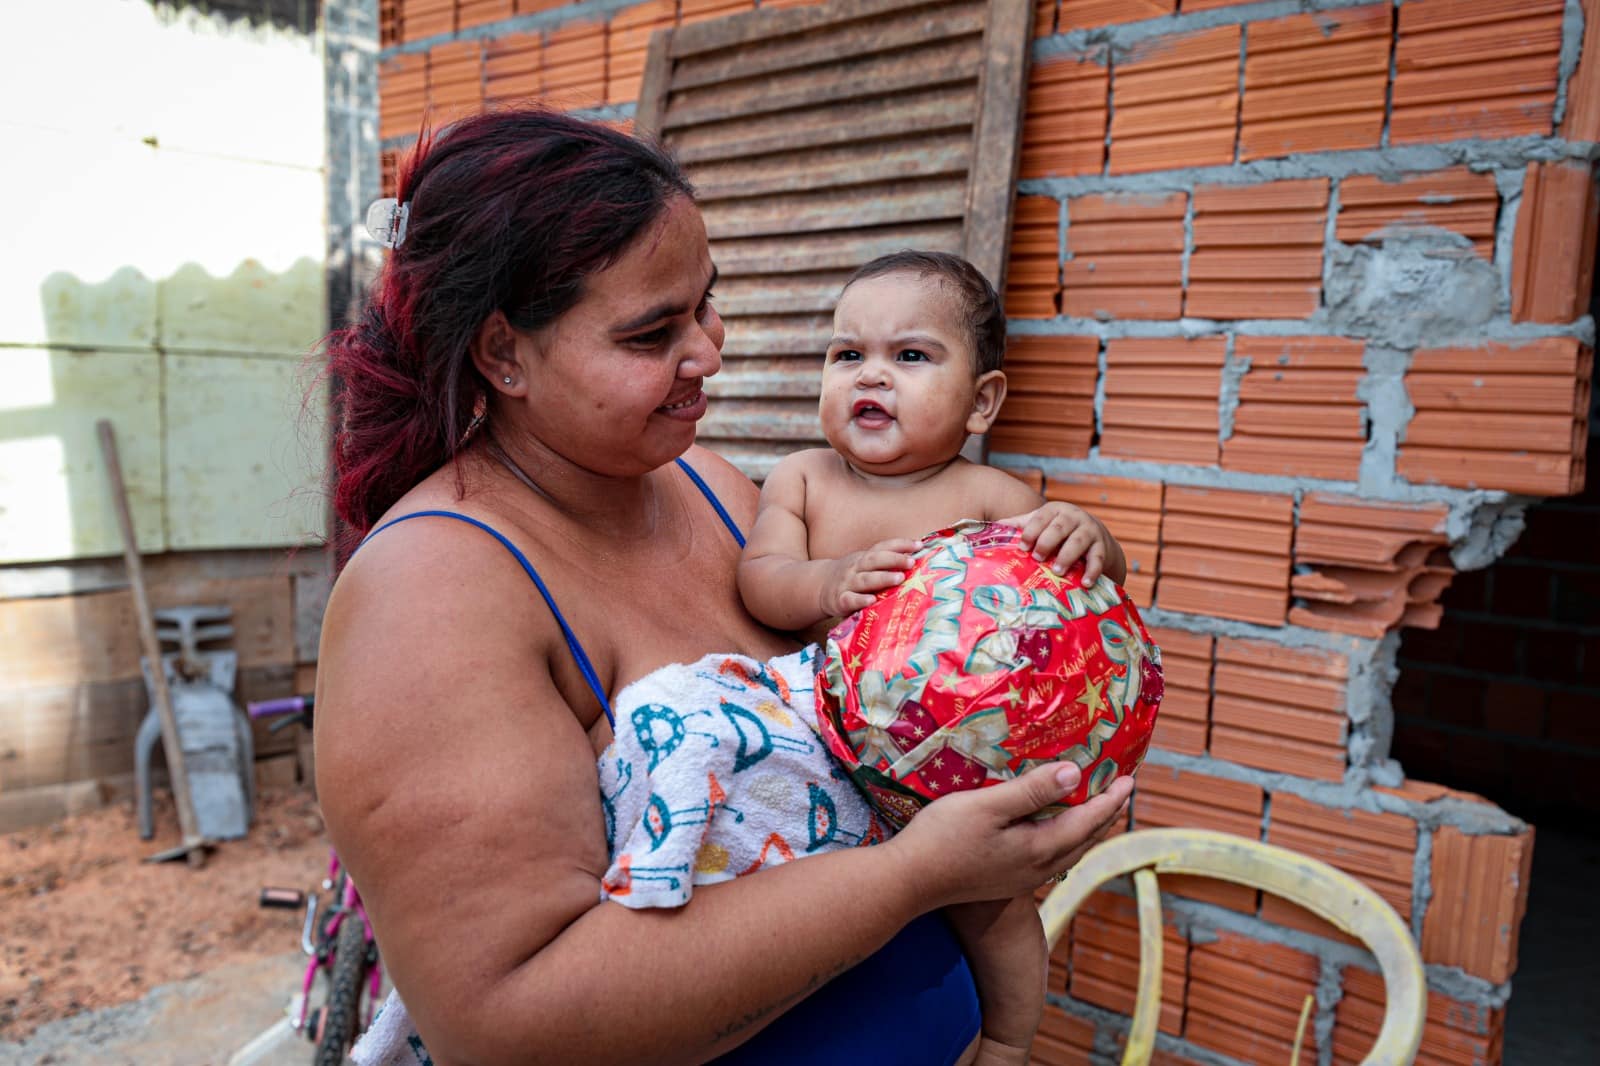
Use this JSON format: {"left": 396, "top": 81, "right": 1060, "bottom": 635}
{"left": 366, "top": 457, "right": 981, "bottom": 1064}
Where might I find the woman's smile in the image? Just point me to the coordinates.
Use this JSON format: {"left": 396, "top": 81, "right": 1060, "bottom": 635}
{"left": 656, "top": 386, "right": 708, "bottom": 420}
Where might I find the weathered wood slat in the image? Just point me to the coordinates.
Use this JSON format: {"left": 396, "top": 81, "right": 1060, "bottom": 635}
{"left": 669, "top": 2, "right": 983, "bottom": 91}
{"left": 665, "top": 36, "right": 982, "bottom": 129}
{"left": 698, "top": 439, "right": 818, "bottom": 483}
{"left": 706, "top": 360, "right": 825, "bottom": 400}
{"left": 700, "top": 177, "right": 967, "bottom": 239}
{"left": 711, "top": 220, "right": 963, "bottom": 274}
{"left": 961, "top": 0, "right": 1032, "bottom": 287}
{"left": 668, "top": 0, "right": 948, "bottom": 60}
{"left": 720, "top": 315, "right": 833, "bottom": 357}
{"left": 693, "top": 135, "right": 971, "bottom": 203}
{"left": 700, "top": 399, "right": 824, "bottom": 441}
{"left": 715, "top": 272, "right": 855, "bottom": 316}
{"left": 669, "top": 83, "right": 977, "bottom": 166}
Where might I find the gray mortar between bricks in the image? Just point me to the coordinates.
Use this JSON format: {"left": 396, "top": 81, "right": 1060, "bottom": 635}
{"left": 1315, "top": 956, "right": 1344, "bottom": 1066}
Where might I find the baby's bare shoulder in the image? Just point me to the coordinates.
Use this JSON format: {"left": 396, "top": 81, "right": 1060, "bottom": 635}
{"left": 946, "top": 460, "right": 1044, "bottom": 518}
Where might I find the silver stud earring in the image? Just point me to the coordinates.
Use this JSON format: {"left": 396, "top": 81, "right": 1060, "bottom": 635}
{"left": 502, "top": 376, "right": 513, "bottom": 385}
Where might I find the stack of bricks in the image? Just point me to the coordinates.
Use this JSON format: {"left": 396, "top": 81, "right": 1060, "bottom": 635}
{"left": 997, "top": 2, "right": 1598, "bottom": 1063}
{"left": 367, "top": 3, "right": 1595, "bottom": 1063}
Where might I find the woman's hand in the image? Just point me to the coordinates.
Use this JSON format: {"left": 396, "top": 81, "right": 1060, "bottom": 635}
{"left": 888, "top": 762, "right": 1133, "bottom": 909}
{"left": 818, "top": 538, "right": 920, "bottom": 617}
{"left": 998, "top": 502, "right": 1120, "bottom": 583}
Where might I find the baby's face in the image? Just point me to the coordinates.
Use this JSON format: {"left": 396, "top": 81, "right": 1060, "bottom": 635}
{"left": 820, "top": 272, "right": 985, "bottom": 477}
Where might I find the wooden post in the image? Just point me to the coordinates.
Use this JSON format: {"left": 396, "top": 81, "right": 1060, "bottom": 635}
{"left": 97, "top": 420, "right": 208, "bottom": 867}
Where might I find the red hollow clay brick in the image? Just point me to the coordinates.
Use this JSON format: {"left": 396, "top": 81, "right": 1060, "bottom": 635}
{"left": 1391, "top": 0, "right": 1565, "bottom": 144}
{"left": 457, "top": 0, "right": 514, "bottom": 30}
{"left": 1187, "top": 180, "right": 1329, "bottom": 320}
{"left": 1421, "top": 824, "right": 1535, "bottom": 983}
{"left": 1021, "top": 54, "right": 1110, "bottom": 178}
{"left": 1401, "top": 338, "right": 1594, "bottom": 495}
{"left": 1157, "top": 488, "right": 1293, "bottom": 625}
{"left": 1338, "top": 168, "right": 1500, "bottom": 259}
{"left": 1222, "top": 336, "right": 1367, "bottom": 480}
{"left": 1511, "top": 161, "right": 1600, "bottom": 324}
{"left": 1033, "top": 0, "right": 1058, "bottom": 39}
{"left": 1070, "top": 890, "right": 1188, "bottom": 1036}
{"left": 1110, "top": 26, "right": 1241, "bottom": 174}
{"left": 1335, "top": 966, "right": 1505, "bottom": 1066}
{"left": 1267, "top": 794, "right": 1416, "bottom": 919}
{"left": 990, "top": 336, "right": 1098, "bottom": 460}
{"left": 1006, "top": 195, "right": 1061, "bottom": 318}
{"left": 1187, "top": 929, "right": 1321, "bottom": 1063}
{"left": 679, "top": 0, "right": 755, "bottom": 27}
{"left": 1239, "top": 5, "right": 1390, "bottom": 161}
{"left": 1032, "top": 1007, "right": 1096, "bottom": 1066}
{"left": 1062, "top": 191, "right": 1186, "bottom": 319}
{"left": 1100, "top": 338, "right": 1225, "bottom": 465}
{"left": 1563, "top": 0, "right": 1600, "bottom": 141}
{"left": 1057, "top": 0, "right": 1172, "bottom": 32}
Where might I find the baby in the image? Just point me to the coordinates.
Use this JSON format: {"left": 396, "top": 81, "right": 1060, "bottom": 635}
{"left": 737, "top": 251, "right": 1128, "bottom": 1065}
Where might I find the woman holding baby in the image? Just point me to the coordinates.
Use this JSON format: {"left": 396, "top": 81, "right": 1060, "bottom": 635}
{"left": 316, "top": 109, "right": 1133, "bottom": 1066}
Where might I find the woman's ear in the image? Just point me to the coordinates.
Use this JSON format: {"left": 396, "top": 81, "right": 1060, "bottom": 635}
{"left": 470, "top": 310, "right": 525, "bottom": 394}
{"left": 966, "top": 369, "right": 1008, "bottom": 435}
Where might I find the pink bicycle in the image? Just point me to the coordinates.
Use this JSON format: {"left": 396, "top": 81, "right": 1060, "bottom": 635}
{"left": 250, "top": 695, "right": 382, "bottom": 1066}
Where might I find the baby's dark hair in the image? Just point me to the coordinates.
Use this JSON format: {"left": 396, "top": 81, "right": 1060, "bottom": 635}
{"left": 842, "top": 251, "right": 1007, "bottom": 374}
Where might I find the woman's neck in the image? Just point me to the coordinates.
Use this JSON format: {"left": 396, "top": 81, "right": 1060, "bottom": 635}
{"left": 479, "top": 431, "right": 662, "bottom": 541}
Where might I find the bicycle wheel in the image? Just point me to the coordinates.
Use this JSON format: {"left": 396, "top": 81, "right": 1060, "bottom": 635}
{"left": 312, "top": 913, "right": 370, "bottom": 1066}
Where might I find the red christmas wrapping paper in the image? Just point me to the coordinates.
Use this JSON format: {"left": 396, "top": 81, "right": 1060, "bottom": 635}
{"left": 815, "top": 520, "right": 1164, "bottom": 829}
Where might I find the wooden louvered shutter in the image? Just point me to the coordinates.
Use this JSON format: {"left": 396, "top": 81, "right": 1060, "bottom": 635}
{"left": 635, "top": 0, "right": 1032, "bottom": 479}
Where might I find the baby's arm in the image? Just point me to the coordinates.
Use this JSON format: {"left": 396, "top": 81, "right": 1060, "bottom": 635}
{"left": 945, "top": 895, "right": 1048, "bottom": 1057}
{"left": 737, "top": 454, "right": 918, "bottom": 631}
{"left": 980, "top": 469, "right": 1129, "bottom": 586}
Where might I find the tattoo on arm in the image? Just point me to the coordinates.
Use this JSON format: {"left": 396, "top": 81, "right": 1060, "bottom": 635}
{"left": 707, "top": 952, "right": 869, "bottom": 1045}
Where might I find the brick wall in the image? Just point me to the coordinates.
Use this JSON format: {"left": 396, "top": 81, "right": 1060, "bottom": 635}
{"left": 1004, "top": 2, "right": 1594, "bottom": 1063}
{"left": 1394, "top": 441, "right": 1600, "bottom": 827}
{"left": 371, "top": 2, "right": 1599, "bottom": 1064}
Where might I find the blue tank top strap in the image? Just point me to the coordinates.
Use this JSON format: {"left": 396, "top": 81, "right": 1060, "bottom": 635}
{"left": 674, "top": 457, "right": 745, "bottom": 548}
{"left": 363, "top": 510, "right": 615, "bottom": 725}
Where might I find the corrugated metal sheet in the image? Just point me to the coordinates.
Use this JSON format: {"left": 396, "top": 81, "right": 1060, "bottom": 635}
{"left": 635, "top": 0, "right": 1032, "bottom": 478}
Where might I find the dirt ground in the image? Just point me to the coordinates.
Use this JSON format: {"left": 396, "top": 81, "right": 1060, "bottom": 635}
{"left": 0, "top": 787, "right": 329, "bottom": 1045}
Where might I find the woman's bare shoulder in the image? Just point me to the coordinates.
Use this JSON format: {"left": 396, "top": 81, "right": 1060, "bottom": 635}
{"left": 680, "top": 444, "right": 761, "bottom": 524}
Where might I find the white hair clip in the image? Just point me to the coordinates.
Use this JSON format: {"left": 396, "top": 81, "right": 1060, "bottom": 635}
{"left": 365, "top": 197, "right": 410, "bottom": 249}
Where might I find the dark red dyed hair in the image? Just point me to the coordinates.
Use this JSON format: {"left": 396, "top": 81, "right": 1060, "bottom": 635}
{"left": 326, "top": 109, "right": 693, "bottom": 542}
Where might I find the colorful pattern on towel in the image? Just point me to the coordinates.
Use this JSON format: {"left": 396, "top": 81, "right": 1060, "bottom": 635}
{"left": 599, "top": 646, "right": 887, "bottom": 909}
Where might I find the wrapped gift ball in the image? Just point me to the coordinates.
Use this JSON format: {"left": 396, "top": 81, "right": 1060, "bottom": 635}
{"left": 815, "top": 519, "right": 1163, "bottom": 829}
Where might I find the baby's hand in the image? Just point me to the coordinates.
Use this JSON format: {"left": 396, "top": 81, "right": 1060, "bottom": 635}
{"left": 1001, "top": 501, "right": 1115, "bottom": 583}
{"left": 819, "top": 539, "right": 920, "bottom": 618}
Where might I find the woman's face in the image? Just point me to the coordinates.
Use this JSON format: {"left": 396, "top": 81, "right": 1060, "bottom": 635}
{"left": 513, "top": 195, "right": 723, "bottom": 476}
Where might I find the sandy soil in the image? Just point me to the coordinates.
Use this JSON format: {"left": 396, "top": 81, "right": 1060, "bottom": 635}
{"left": 0, "top": 788, "right": 328, "bottom": 1043}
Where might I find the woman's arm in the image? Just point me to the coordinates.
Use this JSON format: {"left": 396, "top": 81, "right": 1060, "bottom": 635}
{"left": 318, "top": 517, "right": 1128, "bottom": 1066}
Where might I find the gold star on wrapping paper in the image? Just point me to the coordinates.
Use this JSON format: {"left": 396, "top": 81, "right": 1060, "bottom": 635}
{"left": 849, "top": 654, "right": 864, "bottom": 672}
{"left": 931, "top": 755, "right": 945, "bottom": 769}
{"left": 1035, "top": 564, "right": 1072, "bottom": 590}
{"left": 1076, "top": 677, "right": 1107, "bottom": 718}
{"left": 900, "top": 570, "right": 934, "bottom": 597}
{"left": 912, "top": 725, "right": 926, "bottom": 737}
{"left": 1004, "top": 685, "right": 1024, "bottom": 707}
